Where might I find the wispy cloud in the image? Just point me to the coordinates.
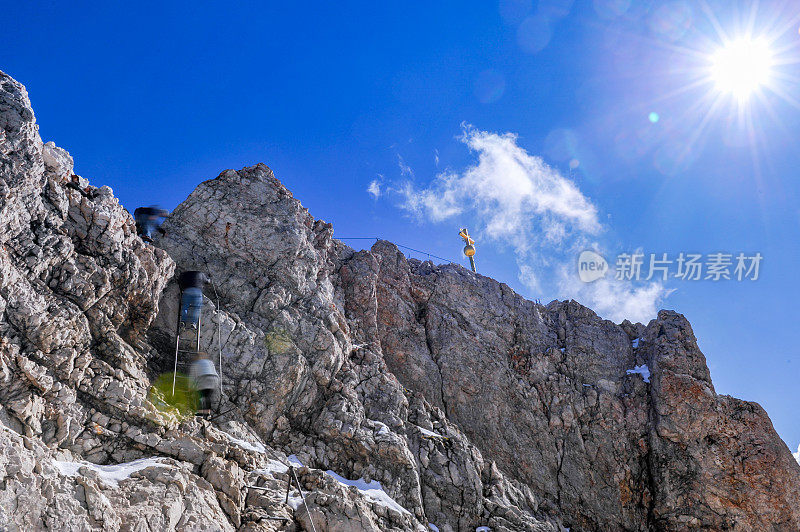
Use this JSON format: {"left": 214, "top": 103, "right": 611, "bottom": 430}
{"left": 397, "top": 154, "right": 414, "bottom": 178}
{"left": 367, "top": 176, "right": 383, "bottom": 199}
{"left": 518, "top": 263, "right": 541, "bottom": 293}
{"left": 395, "top": 124, "right": 671, "bottom": 323}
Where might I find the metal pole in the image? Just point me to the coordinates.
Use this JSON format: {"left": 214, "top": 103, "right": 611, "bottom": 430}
{"left": 172, "top": 289, "right": 182, "bottom": 397}
{"left": 171, "top": 335, "right": 180, "bottom": 396}
{"left": 195, "top": 312, "right": 202, "bottom": 353}
{"left": 203, "top": 259, "right": 224, "bottom": 400}
{"left": 288, "top": 466, "right": 319, "bottom": 532}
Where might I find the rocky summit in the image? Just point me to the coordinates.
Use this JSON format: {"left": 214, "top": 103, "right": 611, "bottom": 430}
{"left": 0, "top": 69, "right": 798, "bottom": 532}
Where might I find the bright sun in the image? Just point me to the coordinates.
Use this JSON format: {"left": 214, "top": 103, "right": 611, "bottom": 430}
{"left": 710, "top": 38, "right": 774, "bottom": 99}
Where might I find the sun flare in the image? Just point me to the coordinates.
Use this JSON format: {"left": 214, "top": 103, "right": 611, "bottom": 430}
{"left": 710, "top": 38, "right": 774, "bottom": 100}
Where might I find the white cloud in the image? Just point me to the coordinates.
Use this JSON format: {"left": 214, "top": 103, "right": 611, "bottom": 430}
{"left": 398, "top": 155, "right": 414, "bottom": 177}
{"left": 557, "top": 263, "right": 673, "bottom": 323}
{"left": 518, "top": 263, "right": 541, "bottom": 293}
{"left": 399, "top": 177, "right": 462, "bottom": 223}
{"left": 367, "top": 177, "right": 382, "bottom": 200}
{"left": 793, "top": 444, "right": 800, "bottom": 466}
{"left": 401, "top": 125, "right": 601, "bottom": 250}
{"left": 396, "top": 124, "right": 671, "bottom": 324}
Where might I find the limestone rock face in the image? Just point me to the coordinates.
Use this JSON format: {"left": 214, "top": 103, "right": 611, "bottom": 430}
{"left": 1, "top": 68, "right": 798, "bottom": 531}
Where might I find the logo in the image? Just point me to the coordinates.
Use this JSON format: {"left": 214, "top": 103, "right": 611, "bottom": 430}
{"left": 578, "top": 250, "right": 608, "bottom": 283}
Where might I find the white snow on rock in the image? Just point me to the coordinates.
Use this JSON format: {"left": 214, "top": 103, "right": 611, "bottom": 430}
{"left": 55, "top": 457, "right": 172, "bottom": 487}
{"left": 632, "top": 338, "right": 641, "bottom": 348}
{"left": 254, "top": 459, "right": 290, "bottom": 476}
{"left": 287, "top": 494, "right": 304, "bottom": 511}
{"left": 288, "top": 454, "right": 304, "bottom": 467}
{"left": 325, "top": 470, "right": 411, "bottom": 515}
{"left": 374, "top": 421, "right": 391, "bottom": 437}
{"left": 428, "top": 524, "right": 440, "bottom": 531}
{"left": 414, "top": 424, "right": 445, "bottom": 439}
{"left": 626, "top": 365, "right": 650, "bottom": 383}
{"left": 220, "top": 430, "right": 267, "bottom": 454}
{"left": 476, "top": 527, "right": 491, "bottom": 531}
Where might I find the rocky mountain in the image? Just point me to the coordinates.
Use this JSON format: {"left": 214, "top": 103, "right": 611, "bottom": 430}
{"left": 1, "top": 69, "right": 798, "bottom": 531}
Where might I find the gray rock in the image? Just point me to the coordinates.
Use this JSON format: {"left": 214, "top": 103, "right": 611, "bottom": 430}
{"left": 1, "top": 68, "right": 798, "bottom": 532}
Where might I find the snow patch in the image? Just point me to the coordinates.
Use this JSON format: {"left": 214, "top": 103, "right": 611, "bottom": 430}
{"left": 287, "top": 494, "right": 304, "bottom": 511}
{"left": 54, "top": 457, "right": 171, "bottom": 487}
{"left": 626, "top": 365, "right": 650, "bottom": 383}
{"left": 476, "top": 527, "right": 491, "bottom": 532}
{"left": 374, "top": 421, "right": 391, "bottom": 437}
{"left": 413, "top": 424, "right": 445, "bottom": 439}
{"left": 220, "top": 431, "right": 266, "bottom": 454}
{"left": 632, "top": 338, "right": 641, "bottom": 348}
{"left": 429, "top": 524, "right": 440, "bottom": 532}
{"left": 325, "top": 470, "right": 411, "bottom": 515}
{"left": 288, "top": 454, "right": 304, "bottom": 467}
{"left": 254, "top": 459, "right": 290, "bottom": 477}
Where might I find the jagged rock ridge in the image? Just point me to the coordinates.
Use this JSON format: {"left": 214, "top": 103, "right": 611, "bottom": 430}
{"left": 1, "top": 70, "right": 798, "bottom": 531}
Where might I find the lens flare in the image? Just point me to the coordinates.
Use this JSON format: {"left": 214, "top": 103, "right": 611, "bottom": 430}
{"left": 148, "top": 373, "right": 199, "bottom": 418}
{"left": 474, "top": 70, "right": 507, "bottom": 104}
{"left": 710, "top": 38, "right": 773, "bottom": 99}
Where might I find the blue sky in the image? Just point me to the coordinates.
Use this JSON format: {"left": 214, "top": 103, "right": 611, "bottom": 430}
{"left": 5, "top": 0, "right": 799, "bottom": 452}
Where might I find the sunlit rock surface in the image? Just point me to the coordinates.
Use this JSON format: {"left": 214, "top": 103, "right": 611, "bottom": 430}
{"left": 1, "top": 69, "right": 798, "bottom": 531}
